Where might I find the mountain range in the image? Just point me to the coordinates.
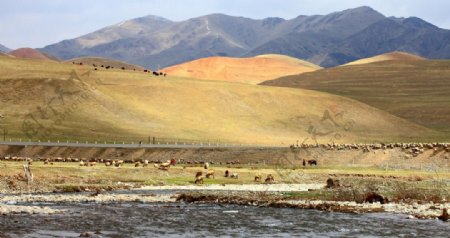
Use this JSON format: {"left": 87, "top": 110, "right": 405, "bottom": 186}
{"left": 40, "top": 6, "right": 450, "bottom": 68}
{"left": 0, "top": 44, "right": 10, "bottom": 53}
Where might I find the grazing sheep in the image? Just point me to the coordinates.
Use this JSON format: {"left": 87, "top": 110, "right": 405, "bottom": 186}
{"left": 195, "top": 171, "right": 203, "bottom": 178}
{"left": 156, "top": 160, "right": 171, "bottom": 170}
{"left": 114, "top": 160, "right": 124, "bottom": 167}
{"left": 230, "top": 173, "right": 239, "bottom": 179}
{"left": 307, "top": 160, "right": 317, "bottom": 166}
{"left": 224, "top": 170, "right": 229, "bottom": 177}
{"left": 135, "top": 162, "right": 140, "bottom": 167}
{"left": 265, "top": 174, "right": 274, "bottom": 183}
{"left": 195, "top": 175, "right": 204, "bottom": 184}
{"left": 44, "top": 159, "right": 50, "bottom": 165}
{"left": 105, "top": 162, "right": 111, "bottom": 166}
{"left": 254, "top": 175, "right": 262, "bottom": 182}
{"left": 89, "top": 162, "right": 97, "bottom": 167}
{"left": 79, "top": 161, "right": 85, "bottom": 167}
{"left": 205, "top": 170, "right": 215, "bottom": 179}
{"left": 204, "top": 162, "right": 209, "bottom": 170}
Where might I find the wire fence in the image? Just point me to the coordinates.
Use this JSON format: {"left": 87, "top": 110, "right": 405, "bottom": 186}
{"left": 0, "top": 133, "right": 278, "bottom": 148}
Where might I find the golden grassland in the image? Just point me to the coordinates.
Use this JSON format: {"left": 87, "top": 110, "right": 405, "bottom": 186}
{"left": 343, "top": 51, "right": 424, "bottom": 66}
{"left": 67, "top": 56, "right": 145, "bottom": 71}
{"left": 0, "top": 56, "right": 434, "bottom": 145}
{"left": 262, "top": 59, "right": 450, "bottom": 137}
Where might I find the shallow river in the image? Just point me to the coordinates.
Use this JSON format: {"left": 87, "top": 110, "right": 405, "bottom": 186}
{"left": 1, "top": 201, "right": 449, "bottom": 238}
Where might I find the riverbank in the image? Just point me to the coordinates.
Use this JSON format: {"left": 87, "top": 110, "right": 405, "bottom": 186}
{"left": 0, "top": 186, "right": 448, "bottom": 220}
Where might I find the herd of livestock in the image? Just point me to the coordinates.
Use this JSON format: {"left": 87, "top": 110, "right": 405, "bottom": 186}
{"left": 291, "top": 142, "right": 450, "bottom": 157}
{"left": 72, "top": 61, "right": 167, "bottom": 77}
{"left": 0, "top": 156, "right": 277, "bottom": 184}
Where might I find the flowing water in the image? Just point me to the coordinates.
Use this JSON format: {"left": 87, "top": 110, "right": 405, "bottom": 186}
{"left": 0, "top": 201, "right": 449, "bottom": 238}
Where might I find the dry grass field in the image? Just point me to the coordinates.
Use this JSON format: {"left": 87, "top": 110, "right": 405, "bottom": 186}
{"left": 1, "top": 160, "right": 448, "bottom": 197}
{"left": 262, "top": 58, "right": 450, "bottom": 138}
{"left": 67, "top": 56, "right": 145, "bottom": 71}
{"left": 0, "top": 56, "right": 432, "bottom": 145}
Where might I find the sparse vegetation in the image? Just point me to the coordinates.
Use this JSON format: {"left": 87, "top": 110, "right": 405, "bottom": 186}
{"left": 262, "top": 59, "right": 450, "bottom": 138}
{"left": 0, "top": 56, "right": 432, "bottom": 145}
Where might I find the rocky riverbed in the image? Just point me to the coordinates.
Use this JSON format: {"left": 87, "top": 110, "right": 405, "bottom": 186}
{"left": 0, "top": 185, "right": 448, "bottom": 220}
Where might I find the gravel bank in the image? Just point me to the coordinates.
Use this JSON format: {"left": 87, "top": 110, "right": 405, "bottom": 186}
{"left": 138, "top": 183, "right": 325, "bottom": 192}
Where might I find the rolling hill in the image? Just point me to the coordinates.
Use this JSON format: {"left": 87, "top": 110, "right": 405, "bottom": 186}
{"left": 0, "top": 56, "right": 436, "bottom": 145}
{"left": 0, "top": 52, "right": 12, "bottom": 58}
{"left": 40, "top": 6, "right": 450, "bottom": 68}
{"left": 261, "top": 58, "right": 450, "bottom": 134}
{"left": 67, "top": 57, "right": 145, "bottom": 71}
{"left": 343, "top": 51, "right": 425, "bottom": 66}
{"left": 162, "top": 54, "right": 321, "bottom": 84}
{"left": 9, "top": 48, "right": 58, "bottom": 61}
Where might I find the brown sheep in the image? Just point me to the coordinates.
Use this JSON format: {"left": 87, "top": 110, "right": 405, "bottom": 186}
{"left": 195, "top": 175, "right": 204, "bottom": 184}
{"left": 135, "top": 162, "right": 140, "bottom": 167}
{"left": 265, "top": 174, "right": 274, "bottom": 183}
{"left": 205, "top": 170, "right": 215, "bottom": 179}
{"left": 224, "top": 170, "right": 229, "bottom": 177}
{"left": 254, "top": 175, "right": 262, "bottom": 182}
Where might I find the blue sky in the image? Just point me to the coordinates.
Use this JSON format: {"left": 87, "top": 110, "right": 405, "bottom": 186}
{"left": 1, "top": 0, "right": 449, "bottom": 49}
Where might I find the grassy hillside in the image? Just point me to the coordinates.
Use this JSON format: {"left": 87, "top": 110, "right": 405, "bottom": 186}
{"left": 261, "top": 60, "right": 450, "bottom": 136}
{"left": 0, "top": 56, "right": 437, "bottom": 145}
{"left": 68, "top": 57, "right": 145, "bottom": 71}
{"left": 162, "top": 54, "right": 321, "bottom": 84}
{"left": 343, "top": 51, "right": 424, "bottom": 66}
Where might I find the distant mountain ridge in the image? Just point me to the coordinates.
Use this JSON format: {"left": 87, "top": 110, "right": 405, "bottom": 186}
{"left": 0, "top": 44, "right": 10, "bottom": 53}
{"left": 40, "top": 6, "right": 450, "bottom": 68}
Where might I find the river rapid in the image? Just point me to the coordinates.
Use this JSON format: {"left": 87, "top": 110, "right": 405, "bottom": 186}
{"left": 1, "top": 201, "right": 449, "bottom": 238}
